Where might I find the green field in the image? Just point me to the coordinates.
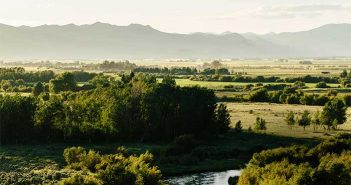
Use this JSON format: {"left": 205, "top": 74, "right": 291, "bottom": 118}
{"left": 227, "top": 102, "right": 351, "bottom": 139}
{"left": 172, "top": 79, "right": 339, "bottom": 89}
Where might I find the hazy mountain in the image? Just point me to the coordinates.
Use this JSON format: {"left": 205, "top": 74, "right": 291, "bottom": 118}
{"left": 0, "top": 22, "right": 350, "bottom": 59}
{"left": 259, "top": 24, "right": 351, "bottom": 57}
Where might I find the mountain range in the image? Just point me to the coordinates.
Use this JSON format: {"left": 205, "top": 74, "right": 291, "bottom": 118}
{"left": 0, "top": 22, "right": 350, "bottom": 59}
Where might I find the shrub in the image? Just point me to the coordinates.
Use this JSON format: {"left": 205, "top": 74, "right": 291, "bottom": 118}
{"left": 63, "top": 147, "right": 86, "bottom": 165}
{"left": 238, "top": 134, "right": 351, "bottom": 185}
{"left": 254, "top": 117, "right": 267, "bottom": 131}
{"left": 59, "top": 174, "right": 102, "bottom": 185}
{"left": 62, "top": 147, "right": 165, "bottom": 185}
{"left": 234, "top": 120, "right": 243, "bottom": 133}
{"left": 249, "top": 88, "right": 270, "bottom": 102}
{"left": 315, "top": 81, "right": 329, "bottom": 88}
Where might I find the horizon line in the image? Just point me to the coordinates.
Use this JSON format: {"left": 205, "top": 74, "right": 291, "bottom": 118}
{"left": 0, "top": 21, "right": 350, "bottom": 35}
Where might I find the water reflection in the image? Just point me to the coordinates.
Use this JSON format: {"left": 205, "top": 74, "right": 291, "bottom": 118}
{"left": 165, "top": 170, "right": 241, "bottom": 185}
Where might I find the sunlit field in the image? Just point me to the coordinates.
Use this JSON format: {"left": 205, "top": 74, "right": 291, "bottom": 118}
{"left": 227, "top": 102, "right": 351, "bottom": 138}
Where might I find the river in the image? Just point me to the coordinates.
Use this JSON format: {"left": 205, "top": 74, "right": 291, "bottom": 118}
{"left": 165, "top": 170, "right": 241, "bottom": 185}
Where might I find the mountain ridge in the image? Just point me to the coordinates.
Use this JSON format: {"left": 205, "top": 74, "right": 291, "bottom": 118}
{"left": 0, "top": 22, "right": 350, "bottom": 59}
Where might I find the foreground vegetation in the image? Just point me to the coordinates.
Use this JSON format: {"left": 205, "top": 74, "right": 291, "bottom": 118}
{"left": 0, "top": 132, "right": 318, "bottom": 184}
{"left": 237, "top": 133, "right": 351, "bottom": 185}
{"left": 0, "top": 74, "right": 229, "bottom": 144}
{"left": 1, "top": 60, "right": 351, "bottom": 184}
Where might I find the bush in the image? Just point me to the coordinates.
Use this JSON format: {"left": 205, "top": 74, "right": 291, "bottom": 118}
{"left": 234, "top": 120, "right": 243, "bottom": 133}
{"left": 238, "top": 134, "right": 351, "bottom": 185}
{"left": 315, "top": 81, "right": 329, "bottom": 88}
{"left": 254, "top": 117, "right": 267, "bottom": 131}
{"left": 62, "top": 147, "right": 165, "bottom": 185}
{"left": 63, "top": 147, "right": 86, "bottom": 165}
{"left": 59, "top": 174, "right": 102, "bottom": 185}
{"left": 249, "top": 88, "right": 270, "bottom": 102}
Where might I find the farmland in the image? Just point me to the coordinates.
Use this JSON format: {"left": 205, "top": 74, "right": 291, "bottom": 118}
{"left": 1, "top": 58, "right": 351, "bottom": 184}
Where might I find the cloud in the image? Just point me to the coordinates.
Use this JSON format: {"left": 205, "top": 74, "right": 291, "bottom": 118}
{"left": 260, "top": 4, "right": 351, "bottom": 12}
{"left": 218, "top": 4, "right": 351, "bottom": 20}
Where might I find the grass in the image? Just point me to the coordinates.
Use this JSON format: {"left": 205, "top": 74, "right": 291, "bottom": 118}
{"left": 172, "top": 78, "right": 339, "bottom": 90}
{"left": 226, "top": 102, "right": 351, "bottom": 139}
{"left": 0, "top": 131, "right": 318, "bottom": 177}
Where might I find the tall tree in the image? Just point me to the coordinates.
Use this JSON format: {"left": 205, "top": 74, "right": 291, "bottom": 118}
{"left": 298, "top": 110, "right": 311, "bottom": 130}
{"left": 285, "top": 111, "right": 296, "bottom": 129}
{"left": 32, "top": 82, "right": 45, "bottom": 96}
{"left": 320, "top": 99, "right": 347, "bottom": 130}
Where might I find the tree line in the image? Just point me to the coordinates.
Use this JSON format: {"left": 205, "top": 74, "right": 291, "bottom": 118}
{"left": 0, "top": 74, "right": 230, "bottom": 144}
{"left": 0, "top": 67, "right": 54, "bottom": 82}
{"left": 0, "top": 68, "right": 98, "bottom": 93}
{"left": 190, "top": 74, "right": 339, "bottom": 84}
{"left": 233, "top": 87, "right": 351, "bottom": 107}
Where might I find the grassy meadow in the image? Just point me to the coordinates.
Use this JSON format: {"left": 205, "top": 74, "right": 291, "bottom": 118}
{"left": 226, "top": 102, "right": 351, "bottom": 139}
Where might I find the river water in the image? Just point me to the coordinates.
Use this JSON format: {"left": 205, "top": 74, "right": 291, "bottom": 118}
{"left": 165, "top": 170, "right": 241, "bottom": 185}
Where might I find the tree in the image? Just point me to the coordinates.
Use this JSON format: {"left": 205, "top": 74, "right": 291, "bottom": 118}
{"left": 89, "top": 74, "right": 111, "bottom": 88}
{"left": 298, "top": 110, "right": 311, "bottom": 130}
{"left": 340, "top": 69, "right": 348, "bottom": 78}
{"left": 161, "top": 76, "right": 176, "bottom": 87}
{"left": 285, "top": 111, "right": 296, "bottom": 129}
{"left": 215, "top": 104, "right": 231, "bottom": 134}
{"left": 32, "top": 82, "right": 45, "bottom": 96}
{"left": 312, "top": 110, "right": 321, "bottom": 131}
{"left": 234, "top": 120, "right": 243, "bottom": 133}
{"left": 255, "top": 117, "right": 267, "bottom": 132}
{"left": 249, "top": 88, "right": 270, "bottom": 102}
{"left": 49, "top": 72, "right": 77, "bottom": 93}
{"left": 320, "top": 99, "right": 347, "bottom": 130}
{"left": 315, "top": 81, "right": 328, "bottom": 88}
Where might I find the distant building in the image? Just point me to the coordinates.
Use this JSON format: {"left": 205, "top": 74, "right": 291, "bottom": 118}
{"left": 321, "top": 71, "right": 330, "bottom": 74}
{"left": 276, "top": 59, "right": 288, "bottom": 63}
{"left": 299, "top": 61, "right": 312, "bottom": 65}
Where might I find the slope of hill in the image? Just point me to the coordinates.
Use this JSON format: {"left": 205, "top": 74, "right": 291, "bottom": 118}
{"left": 0, "top": 22, "right": 349, "bottom": 59}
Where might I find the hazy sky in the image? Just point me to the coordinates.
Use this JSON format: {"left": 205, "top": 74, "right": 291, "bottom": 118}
{"left": 0, "top": 0, "right": 350, "bottom": 34}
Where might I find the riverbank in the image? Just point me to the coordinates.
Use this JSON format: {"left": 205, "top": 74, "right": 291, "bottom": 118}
{"left": 165, "top": 169, "right": 241, "bottom": 185}
{"left": 0, "top": 131, "right": 319, "bottom": 179}
{"left": 160, "top": 131, "right": 319, "bottom": 176}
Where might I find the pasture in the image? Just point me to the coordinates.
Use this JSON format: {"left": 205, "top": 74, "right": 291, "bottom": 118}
{"left": 227, "top": 102, "right": 351, "bottom": 139}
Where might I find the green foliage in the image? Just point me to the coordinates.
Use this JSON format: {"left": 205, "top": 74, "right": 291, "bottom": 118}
{"left": 249, "top": 88, "right": 270, "bottom": 102}
{"left": 285, "top": 111, "right": 296, "bottom": 129}
{"left": 32, "top": 82, "right": 45, "bottom": 96}
{"left": 134, "top": 67, "right": 197, "bottom": 75}
{"left": 215, "top": 104, "right": 231, "bottom": 133}
{"left": 59, "top": 174, "right": 102, "bottom": 185}
{"left": 234, "top": 120, "right": 243, "bottom": 133}
{"left": 1, "top": 74, "right": 229, "bottom": 144}
{"left": 315, "top": 81, "right": 329, "bottom": 88}
{"left": 89, "top": 74, "right": 112, "bottom": 88}
{"left": 98, "top": 60, "right": 137, "bottom": 72}
{"left": 342, "top": 95, "right": 351, "bottom": 106}
{"left": 49, "top": 72, "right": 77, "bottom": 93}
{"left": 298, "top": 110, "right": 311, "bottom": 130}
{"left": 0, "top": 67, "right": 55, "bottom": 82}
{"left": 63, "top": 147, "right": 165, "bottom": 185}
{"left": 254, "top": 117, "right": 267, "bottom": 131}
{"left": 0, "top": 95, "right": 36, "bottom": 144}
{"left": 71, "top": 71, "right": 97, "bottom": 82}
{"left": 311, "top": 110, "right": 321, "bottom": 131}
{"left": 238, "top": 134, "right": 351, "bottom": 185}
{"left": 320, "top": 99, "right": 347, "bottom": 129}
{"left": 340, "top": 69, "right": 348, "bottom": 78}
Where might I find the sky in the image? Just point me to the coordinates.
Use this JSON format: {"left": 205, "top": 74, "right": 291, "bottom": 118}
{"left": 0, "top": 0, "right": 350, "bottom": 34}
